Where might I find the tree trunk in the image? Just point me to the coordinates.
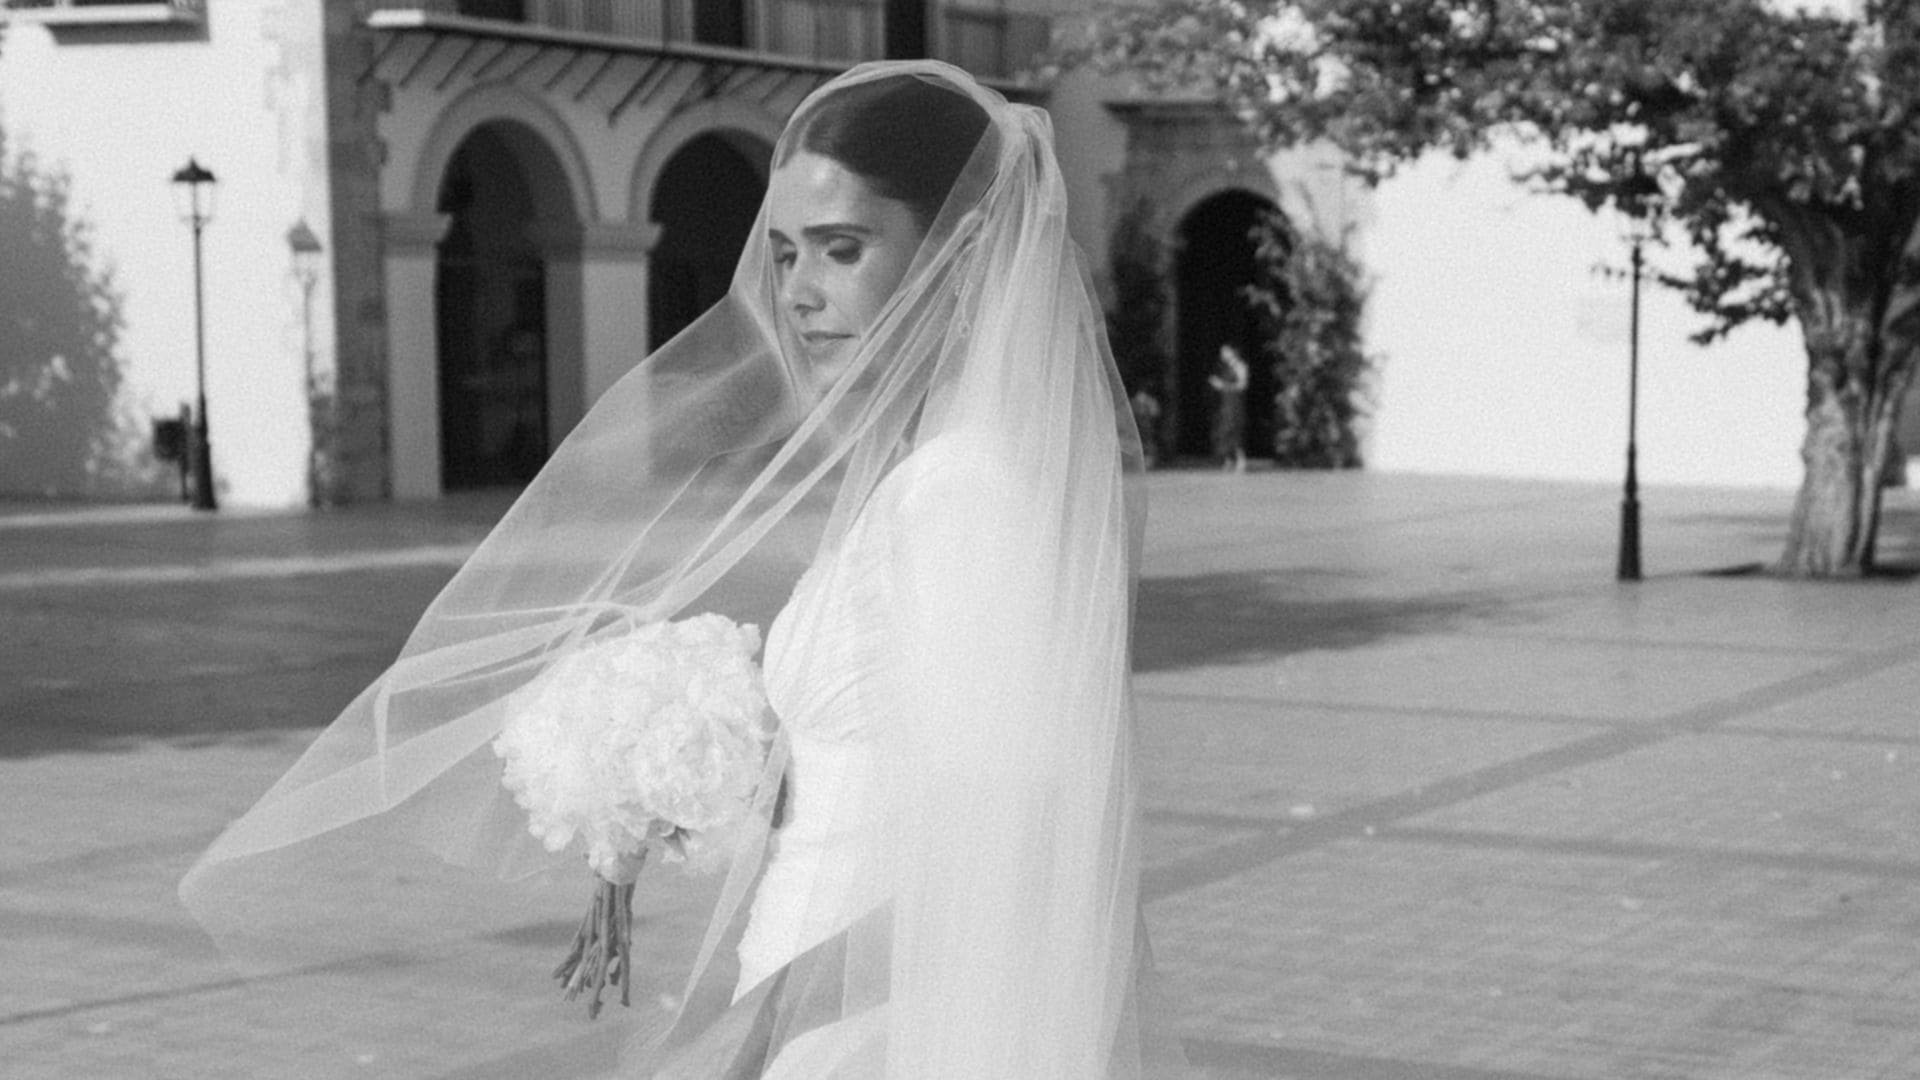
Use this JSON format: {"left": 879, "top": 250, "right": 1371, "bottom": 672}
{"left": 1775, "top": 303, "right": 1909, "bottom": 577}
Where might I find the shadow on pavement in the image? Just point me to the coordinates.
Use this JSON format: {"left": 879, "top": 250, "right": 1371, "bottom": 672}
{"left": 1669, "top": 500, "right": 1920, "bottom": 577}
{"left": 0, "top": 660, "right": 381, "bottom": 759}
{"left": 1133, "top": 571, "right": 1511, "bottom": 673}
{"left": 4, "top": 565, "right": 1507, "bottom": 757}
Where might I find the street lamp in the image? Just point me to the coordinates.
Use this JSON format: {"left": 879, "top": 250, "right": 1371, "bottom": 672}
{"left": 1616, "top": 164, "right": 1663, "bottom": 582}
{"left": 171, "top": 157, "right": 218, "bottom": 511}
{"left": 287, "top": 219, "right": 324, "bottom": 507}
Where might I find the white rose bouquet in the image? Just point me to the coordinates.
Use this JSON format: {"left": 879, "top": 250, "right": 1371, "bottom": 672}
{"left": 493, "top": 613, "right": 773, "bottom": 1018}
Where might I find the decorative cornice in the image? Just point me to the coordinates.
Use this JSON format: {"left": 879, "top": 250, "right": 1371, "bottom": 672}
{"left": 527, "top": 220, "right": 663, "bottom": 260}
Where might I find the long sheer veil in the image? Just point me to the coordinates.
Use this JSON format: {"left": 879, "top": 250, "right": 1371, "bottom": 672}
{"left": 181, "top": 60, "right": 1180, "bottom": 1078}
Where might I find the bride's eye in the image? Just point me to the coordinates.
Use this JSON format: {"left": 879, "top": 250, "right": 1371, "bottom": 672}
{"left": 826, "top": 240, "right": 862, "bottom": 265}
{"left": 773, "top": 247, "right": 797, "bottom": 269}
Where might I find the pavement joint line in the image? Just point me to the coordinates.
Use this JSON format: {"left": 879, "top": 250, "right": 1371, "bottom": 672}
{"left": 0, "top": 830, "right": 224, "bottom": 887}
{"left": 1143, "top": 688, "right": 1920, "bottom": 747}
{"left": 1660, "top": 636, "right": 1920, "bottom": 733}
{"left": 1144, "top": 639, "right": 1920, "bottom": 902}
{"left": 0, "top": 951, "right": 418, "bottom": 1028}
{"left": 1, "top": 902, "right": 231, "bottom": 954}
{"left": 1149, "top": 492, "right": 1613, "bottom": 558}
{"left": 1457, "top": 628, "right": 1861, "bottom": 659}
{"left": 0, "top": 545, "right": 477, "bottom": 591}
{"left": 1182, "top": 1036, "right": 1579, "bottom": 1080}
{"left": 4, "top": 650, "right": 394, "bottom": 700}
{"left": 0, "top": 974, "right": 255, "bottom": 1028}
{"left": 1138, "top": 688, "right": 1637, "bottom": 731}
{"left": 1714, "top": 724, "right": 1920, "bottom": 749}
{"left": 1380, "top": 824, "right": 1920, "bottom": 882}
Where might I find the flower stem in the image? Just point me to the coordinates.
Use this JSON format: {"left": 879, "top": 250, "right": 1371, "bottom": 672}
{"left": 552, "top": 857, "right": 645, "bottom": 1019}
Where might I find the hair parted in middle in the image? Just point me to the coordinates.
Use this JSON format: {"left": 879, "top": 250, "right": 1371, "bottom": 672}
{"left": 783, "top": 73, "right": 997, "bottom": 228}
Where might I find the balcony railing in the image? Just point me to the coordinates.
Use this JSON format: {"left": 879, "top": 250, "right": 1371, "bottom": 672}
{"left": 2, "top": 0, "right": 204, "bottom": 24}
{"left": 367, "top": 0, "right": 1048, "bottom": 83}
{"left": 764, "top": 0, "right": 879, "bottom": 63}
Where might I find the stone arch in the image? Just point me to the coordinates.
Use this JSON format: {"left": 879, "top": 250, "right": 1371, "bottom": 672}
{"left": 429, "top": 120, "right": 589, "bottom": 489}
{"left": 631, "top": 102, "right": 779, "bottom": 349}
{"left": 1155, "top": 166, "right": 1283, "bottom": 255}
{"left": 401, "top": 82, "right": 598, "bottom": 221}
{"left": 1169, "top": 187, "right": 1287, "bottom": 462}
{"left": 627, "top": 98, "right": 784, "bottom": 225}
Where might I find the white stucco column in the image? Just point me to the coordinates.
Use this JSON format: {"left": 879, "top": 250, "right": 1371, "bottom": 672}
{"left": 527, "top": 221, "right": 658, "bottom": 444}
{"left": 580, "top": 222, "right": 662, "bottom": 406}
{"left": 383, "top": 211, "right": 451, "bottom": 500}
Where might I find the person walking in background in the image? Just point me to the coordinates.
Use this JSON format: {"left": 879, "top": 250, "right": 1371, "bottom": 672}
{"left": 1130, "top": 388, "right": 1162, "bottom": 468}
{"left": 1210, "top": 343, "right": 1249, "bottom": 473}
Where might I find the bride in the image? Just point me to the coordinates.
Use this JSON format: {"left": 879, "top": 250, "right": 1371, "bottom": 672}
{"left": 182, "top": 61, "right": 1185, "bottom": 1079}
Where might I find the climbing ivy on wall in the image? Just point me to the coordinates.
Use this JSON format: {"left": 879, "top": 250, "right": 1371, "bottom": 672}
{"left": 1244, "top": 211, "right": 1373, "bottom": 469}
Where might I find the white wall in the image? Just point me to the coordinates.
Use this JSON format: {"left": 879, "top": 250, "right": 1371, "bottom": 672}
{"left": 1358, "top": 151, "right": 1806, "bottom": 489}
{"left": 0, "top": 1, "right": 332, "bottom": 506}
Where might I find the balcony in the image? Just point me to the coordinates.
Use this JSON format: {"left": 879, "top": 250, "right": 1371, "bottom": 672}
{"left": 2, "top": 0, "right": 204, "bottom": 24}
{"left": 367, "top": 1, "right": 1050, "bottom": 86}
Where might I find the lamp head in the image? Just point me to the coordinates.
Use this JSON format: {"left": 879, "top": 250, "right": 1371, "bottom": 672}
{"left": 286, "top": 219, "right": 322, "bottom": 256}
{"left": 287, "top": 218, "right": 324, "bottom": 288}
{"left": 170, "top": 156, "right": 218, "bottom": 225}
{"left": 1617, "top": 168, "right": 1663, "bottom": 246}
{"left": 171, "top": 157, "right": 216, "bottom": 187}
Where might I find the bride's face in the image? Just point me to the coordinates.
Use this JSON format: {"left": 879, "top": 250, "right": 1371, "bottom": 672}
{"left": 767, "top": 151, "right": 929, "bottom": 393}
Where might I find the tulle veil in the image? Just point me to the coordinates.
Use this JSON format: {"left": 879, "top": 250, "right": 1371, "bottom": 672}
{"left": 180, "top": 59, "right": 1185, "bottom": 1078}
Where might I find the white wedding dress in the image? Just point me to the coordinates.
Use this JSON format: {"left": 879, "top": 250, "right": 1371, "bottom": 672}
{"left": 735, "top": 491, "right": 894, "bottom": 995}
{"left": 726, "top": 449, "right": 932, "bottom": 1075}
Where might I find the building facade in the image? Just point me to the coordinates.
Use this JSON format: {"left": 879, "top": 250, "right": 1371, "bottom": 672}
{"left": 0, "top": 0, "right": 1880, "bottom": 504}
{"left": 0, "top": 0, "right": 1056, "bottom": 505}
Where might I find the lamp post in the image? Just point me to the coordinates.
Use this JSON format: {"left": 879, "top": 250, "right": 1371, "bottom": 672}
{"left": 287, "top": 219, "right": 324, "bottom": 507}
{"left": 171, "top": 157, "right": 218, "bottom": 511}
{"left": 1616, "top": 165, "right": 1662, "bottom": 582}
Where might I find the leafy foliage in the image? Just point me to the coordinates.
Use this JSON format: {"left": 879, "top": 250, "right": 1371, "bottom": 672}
{"left": 1105, "top": 199, "right": 1175, "bottom": 461}
{"left": 1105, "top": 199, "right": 1171, "bottom": 398}
{"left": 1076, "top": 0, "right": 1920, "bottom": 574}
{"left": 1243, "top": 212, "right": 1371, "bottom": 467}
{"left": 0, "top": 129, "right": 145, "bottom": 498}
{"left": 1074, "top": 0, "right": 1920, "bottom": 344}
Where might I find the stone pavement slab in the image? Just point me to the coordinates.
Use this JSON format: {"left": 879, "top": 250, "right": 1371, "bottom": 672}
{"left": 5, "top": 472, "right": 1920, "bottom": 1079}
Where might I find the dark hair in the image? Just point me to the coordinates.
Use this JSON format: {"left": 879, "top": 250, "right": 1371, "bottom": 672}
{"left": 784, "top": 74, "right": 993, "bottom": 227}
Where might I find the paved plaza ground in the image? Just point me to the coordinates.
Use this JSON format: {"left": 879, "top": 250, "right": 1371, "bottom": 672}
{"left": 5, "top": 469, "right": 1920, "bottom": 1079}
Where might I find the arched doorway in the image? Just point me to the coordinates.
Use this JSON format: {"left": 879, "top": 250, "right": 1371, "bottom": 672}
{"left": 648, "top": 132, "right": 770, "bottom": 348}
{"left": 1173, "top": 190, "right": 1283, "bottom": 461}
{"left": 435, "top": 122, "right": 575, "bottom": 489}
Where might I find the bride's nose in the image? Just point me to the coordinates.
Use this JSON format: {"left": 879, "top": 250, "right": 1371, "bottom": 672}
{"left": 781, "top": 261, "right": 824, "bottom": 317}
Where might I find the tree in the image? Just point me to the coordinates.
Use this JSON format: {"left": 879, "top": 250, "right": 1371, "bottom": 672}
{"left": 1075, "top": 0, "right": 1920, "bottom": 576}
{"left": 0, "top": 29, "right": 144, "bottom": 499}
{"left": 0, "top": 131, "right": 138, "bottom": 498}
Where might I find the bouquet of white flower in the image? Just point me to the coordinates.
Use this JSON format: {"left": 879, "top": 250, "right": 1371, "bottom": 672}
{"left": 493, "top": 613, "right": 773, "bottom": 1018}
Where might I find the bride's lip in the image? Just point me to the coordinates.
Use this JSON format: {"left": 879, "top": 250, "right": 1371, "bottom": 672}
{"left": 800, "top": 331, "right": 853, "bottom": 344}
